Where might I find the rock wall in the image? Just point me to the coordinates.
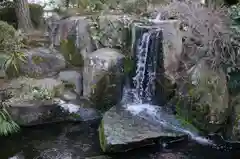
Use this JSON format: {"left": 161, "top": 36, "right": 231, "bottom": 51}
{"left": 47, "top": 15, "right": 131, "bottom": 58}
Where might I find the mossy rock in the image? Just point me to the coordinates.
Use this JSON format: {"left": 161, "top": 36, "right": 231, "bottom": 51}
{"left": 5, "top": 77, "right": 64, "bottom": 106}
{"left": 90, "top": 72, "right": 123, "bottom": 112}
{"left": 172, "top": 83, "right": 229, "bottom": 133}
{"left": 98, "top": 105, "right": 199, "bottom": 153}
{"left": 99, "top": 120, "right": 107, "bottom": 152}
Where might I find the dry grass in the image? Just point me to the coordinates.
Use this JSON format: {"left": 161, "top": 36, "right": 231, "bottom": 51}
{"left": 155, "top": 1, "right": 237, "bottom": 81}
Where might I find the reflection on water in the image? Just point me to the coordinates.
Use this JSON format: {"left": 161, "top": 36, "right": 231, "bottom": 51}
{"left": 0, "top": 121, "right": 239, "bottom": 159}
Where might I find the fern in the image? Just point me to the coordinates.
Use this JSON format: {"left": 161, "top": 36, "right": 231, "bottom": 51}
{"left": 0, "top": 108, "right": 19, "bottom": 136}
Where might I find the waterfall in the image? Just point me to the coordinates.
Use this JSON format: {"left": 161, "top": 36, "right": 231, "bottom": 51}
{"left": 121, "top": 23, "right": 218, "bottom": 148}
{"left": 121, "top": 27, "right": 162, "bottom": 105}
{"left": 132, "top": 30, "right": 159, "bottom": 104}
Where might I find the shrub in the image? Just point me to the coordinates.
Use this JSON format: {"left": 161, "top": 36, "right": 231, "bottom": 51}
{"left": 156, "top": 1, "right": 237, "bottom": 79}
{"left": 60, "top": 37, "right": 84, "bottom": 67}
{"left": 0, "top": 2, "right": 44, "bottom": 29}
{"left": 0, "top": 90, "right": 20, "bottom": 136}
{"left": 0, "top": 21, "right": 19, "bottom": 53}
{"left": 0, "top": 21, "right": 27, "bottom": 78}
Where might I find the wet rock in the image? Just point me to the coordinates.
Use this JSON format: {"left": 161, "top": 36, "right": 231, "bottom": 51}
{"left": 58, "top": 70, "right": 82, "bottom": 95}
{"left": 157, "top": 152, "right": 185, "bottom": 159}
{"left": 55, "top": 98, "right": 101, "bottom": 122}
{"left": 99, "top": 105, "right": 197, "bottom": 153}
{"left": 83, "top": 48, "right": 124, "bottom": 111}
{"left": 19, "top": 47, "right": 65, "bottom": 78}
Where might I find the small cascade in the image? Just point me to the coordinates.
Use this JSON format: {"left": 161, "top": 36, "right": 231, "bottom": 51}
{"left": 128, "top": 26, "right": 163, "bottom": 104}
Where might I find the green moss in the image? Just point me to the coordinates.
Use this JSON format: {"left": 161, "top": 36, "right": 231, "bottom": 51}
{"left": 60, "top": 38, "right": 84, "bottom": 67}
{"left": 99, "top": 120, "right": 107, "bottom": 152}
{"left": 123, "top": 56, "right": 134, "bottom": 75}
{"left": 70, "top": 113, "right": 81, "bottom": 119}
{"left": 63, "top": 82, "right": 76, "bottom": 90}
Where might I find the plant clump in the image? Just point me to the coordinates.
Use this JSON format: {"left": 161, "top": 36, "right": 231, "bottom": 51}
{"left": 0, "top": 90, "right": 19, "bottom": 136}
{"left": 60, "top": 37, "right": 84, "bottom": 67}
{"left": 0, "top": 21, "right": 21, "bottom": 53}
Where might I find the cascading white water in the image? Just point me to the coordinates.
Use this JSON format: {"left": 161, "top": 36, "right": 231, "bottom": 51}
{"left": 132, "top": 32, "right": 150, "bottom": 103}
{"left": 130, "top": 29, "right": 160, "bottom": 104}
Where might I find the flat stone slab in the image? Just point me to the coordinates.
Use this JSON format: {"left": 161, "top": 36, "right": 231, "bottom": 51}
{"left": 99, "top": 104, "right": 199, "bottom": 152}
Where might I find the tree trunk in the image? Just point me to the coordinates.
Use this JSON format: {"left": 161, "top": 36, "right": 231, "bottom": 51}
{"left": 14, "top": 0, "right": 33, "bottom": 32}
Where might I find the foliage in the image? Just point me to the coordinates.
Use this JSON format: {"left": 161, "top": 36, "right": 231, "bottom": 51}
{"left": 0, "top": 2, "right": 44, "bottom": 29}
{"left": 0, "top": 90, "right": 20, "bottom": 136}
{"left": 0, "top": 21, "right": 26, "bottom": 78}
{"left": 120, "top": 0, "right": 149, "bottom": 14}
{"left": 31, "top": 86, "right": 55, "bottom": 100}
{"left": 0, "top": 21, "right": 20, "bottom": 53}
{"left": 88, "top": 14, "right": 133, "bottom": 50}
{"left": 60, "top": 0, "right": 156, "bottom": 14}
{"left": 4, "top": 51, "right": 27, "bottom": 78}
{"left": 0, "top": 107, "right": 19, "bottom": 136}
{"left": 156, "top": 1, "right": 237, "bottom": 80}
{"left": 173, "top": 65, "right": 229, "bottom": 133}
{"left": 60, "top": 37, "right": 84, "bottom": 67}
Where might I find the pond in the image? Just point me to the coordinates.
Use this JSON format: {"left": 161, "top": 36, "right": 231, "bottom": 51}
{"left": 0, "top": 121, "right": 239, "bottom": 159}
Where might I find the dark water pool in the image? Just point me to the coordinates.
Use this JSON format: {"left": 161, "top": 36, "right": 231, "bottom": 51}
{"left": 0, "top": 121, "right": 240, "bottom": 159}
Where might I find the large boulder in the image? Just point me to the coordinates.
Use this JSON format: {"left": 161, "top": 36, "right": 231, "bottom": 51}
{"left": 99, "top": 104, "right": 199, "bottom": 153}
{"left": 83, "top": 48, "right": 124, "bottom": 111}
{"left": 173, "top": 61, "right": 230, "bottom": 133}
{"left": 16, "top": 47, "right": 66, "bottom": 78}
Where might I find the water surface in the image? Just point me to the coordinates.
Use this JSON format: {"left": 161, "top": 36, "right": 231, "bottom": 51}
{"left": 0, "top": 121, "right": 239, "bottom": 159}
